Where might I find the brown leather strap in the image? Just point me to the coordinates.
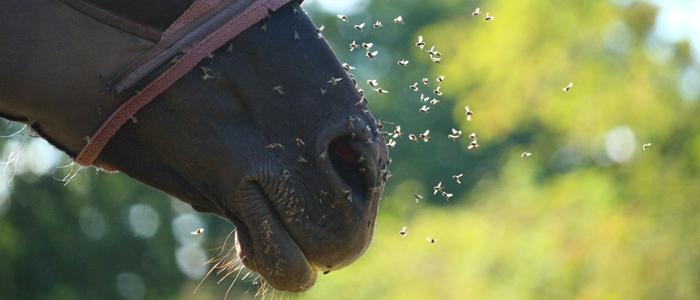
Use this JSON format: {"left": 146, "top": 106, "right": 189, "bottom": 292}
{"left": 108, "top": 0, "right": 242, "bottom": 94}
{"left": 162, "top": 0, "right": 225, "bottom": 41}
{"left": 75, "top": 0, "right": 294, "bottom": 166}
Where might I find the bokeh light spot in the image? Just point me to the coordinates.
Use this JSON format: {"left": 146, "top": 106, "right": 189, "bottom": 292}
{"left": 171, "top": 213, "right": 205, "bottom": 246}
{"left": 79, "top": 206, "right": 107, "bottom": 240}
{"left": 115, "top": 272, "right": 146, "bottom": 300}
{"left": 175, "top": 244, "right": 208, "bottom": 280}
{"left": 128, "top": 204, "right": 160, "bottom": 238}
{"left": 679, "top": 67, "right": 700, "bottom": 102}
{"left": 605, "top": 126, "right": 637, "bottom": 163}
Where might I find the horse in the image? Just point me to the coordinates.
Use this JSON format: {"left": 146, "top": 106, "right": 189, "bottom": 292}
{"left": 0, "top": 0, "right": 389, "bottom": 292}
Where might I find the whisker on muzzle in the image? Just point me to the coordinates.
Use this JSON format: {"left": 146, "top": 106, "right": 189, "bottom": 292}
{"left": 193, "top": 229, "right": 270, "bottom": 299}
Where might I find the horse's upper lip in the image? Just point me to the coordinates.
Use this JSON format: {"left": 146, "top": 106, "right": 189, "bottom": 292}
{"left": 229, "top": 182, "right": 317, "bottom": 292}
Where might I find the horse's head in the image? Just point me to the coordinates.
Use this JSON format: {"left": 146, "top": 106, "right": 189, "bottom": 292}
{"left": 94, "top": 2, "right": 389, "bottom": 291}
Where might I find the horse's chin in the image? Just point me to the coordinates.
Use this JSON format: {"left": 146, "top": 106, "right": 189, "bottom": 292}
{"left": 229, "top": 182, "right": 318, "bottom": 292}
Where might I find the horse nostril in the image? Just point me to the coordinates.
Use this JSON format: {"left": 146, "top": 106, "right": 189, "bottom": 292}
{"left": 328, "top": 136, "right": 372, "bottom": 203}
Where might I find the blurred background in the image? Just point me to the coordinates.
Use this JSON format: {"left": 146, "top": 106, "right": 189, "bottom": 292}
{"left": 2, "top": 0, "right": 700, "bottom": 299}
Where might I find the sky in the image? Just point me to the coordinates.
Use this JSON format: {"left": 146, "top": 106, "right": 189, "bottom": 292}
{"left": 303, "top": 0, "right": 370, "bottom": 15}
{"left": 646, "top": 0, "right": 700, "bottom": 61}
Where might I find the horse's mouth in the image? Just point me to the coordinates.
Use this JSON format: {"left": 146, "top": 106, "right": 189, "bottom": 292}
{"left": 229, "top": 183, "right": 317, "bottom": 292}
{"left": 224, "top": 129, "right": 387, "bottom": 292}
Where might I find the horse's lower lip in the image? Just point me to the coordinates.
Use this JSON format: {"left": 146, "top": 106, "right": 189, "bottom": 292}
{"left": 230, "top": 183, "right": 317, "bottom": 292}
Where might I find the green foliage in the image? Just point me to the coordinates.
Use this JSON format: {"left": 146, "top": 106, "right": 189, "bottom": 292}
{"left": 301, "top": 0, "right": 700, "bottom": 299}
